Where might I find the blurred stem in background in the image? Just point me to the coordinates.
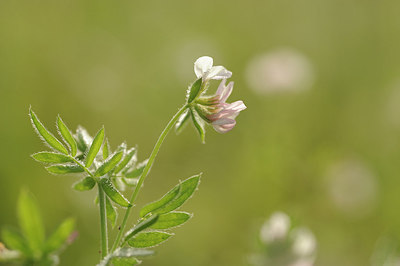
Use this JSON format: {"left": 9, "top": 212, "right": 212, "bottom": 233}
{"left": 111, "top": 103, "right": 189, "bottom": 251}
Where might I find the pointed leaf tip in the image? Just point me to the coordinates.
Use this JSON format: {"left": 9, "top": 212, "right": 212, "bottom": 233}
{"left": 100, "top": 178, "right": 131, "bottom": 207}
{"left": 29, "top": 109, "right": 68, "bottom": 154}
{"left": 95, "top": 151, "right": 123, "bottom": 177}
{"left": 57, "top": 115, "right": 78, "bottom": 156}
{"left": 127, "top": 231, "right": 172, "bottom": 248}
{"left": 85, "top": 127, "right": 105, "bottom": 168}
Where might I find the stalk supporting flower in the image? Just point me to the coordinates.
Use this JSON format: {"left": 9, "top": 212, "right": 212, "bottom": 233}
{"left": 111, "top": 104, "right": 189, "bottom": 251}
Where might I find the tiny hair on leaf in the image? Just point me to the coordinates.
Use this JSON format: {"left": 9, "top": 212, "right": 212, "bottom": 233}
{"left": 29, "top": 108, "right": 68, "bottom": 154}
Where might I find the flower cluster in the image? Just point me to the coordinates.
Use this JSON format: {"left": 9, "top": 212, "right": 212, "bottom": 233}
{"left": 176, "top": 56, "right": 247, "bottom": 142}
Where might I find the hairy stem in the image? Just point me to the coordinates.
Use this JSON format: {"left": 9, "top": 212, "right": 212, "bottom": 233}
{"left": 70, "top": 156, "right": 108, "bottom": 258}
{"left": 98, "top": 184, "right": 108, "bottom": 258}
{"left": 111, "top": 103, "right": 189, "bottom": 251}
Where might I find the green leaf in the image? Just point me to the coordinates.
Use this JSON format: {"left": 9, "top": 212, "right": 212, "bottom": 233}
{"left": 124, "top": 215, "right": 159, "bottom": 242}
{"left": 113, "top": 148, "right": 136, "bottom": 174}
{"left": 95, "top": 151, "right": 123, "bottom": 177}
{"left": 73, "top": 176, "right": 96, "bottom": 191}
{"left": 175, "top": 109, "right": 191, "bottom": 134}
{"left": 56, "top": 116, "right": 77, "bottom": 156}
{"left": 113, "top": 176, "right": 126, "bottom": 191}
{"left": 140, "top": 174, "right": 201, "bottom": 217}
{"left": 191, "top": 108, "right": 206, "bottom": 144}
{"left": 1, "top": 228, "right": 30, "bottom": 256}
{"left": 127, "top": 231, "right": 172, "bottom": 248}
{"left": 150, "top": 212, "right": 192, "bottom": 230}
{"left": 46, "top": 164, "right": 84, "bottom": 174}
{"left": 99, "top": 178, "right": 132, "bottom": 207}
{"left": 17, "top": 189, "right": 45, "bottom": 254}
{"left": 31, "top": 152, "right": 74, "bottom": 164}
{"left": 29, "top": 108, "right": 68, "bottom": 155}
{"left": 122, "top": 177, "right": 138, "bottom": 187}
{"left": 44, "top": 218, "right": 75, "bottom": 254}
{"left": 139, "top": 185, "right": 180, "bottom": 218}
{"left": 85, "top": 127, "right": 105, "bottom": 168}
{"left": 75, "top": 126, "right": 92, "bottom": 153}
{"left": 111, "top": 257, "right": 140, "bottom": 266}
{"left": 125, "top": 159, "right": 148, "bottom": 179}
{"left": 103, "top": 138, "right": 110, "bottom": 160}
{"left": 98, "top": 248, "right": 154, "bottom": 266}
{"left": 187, "top": 78, "right": 202, "bottom": 103}
{"left": 106, "top": 197, "right": 117, "bottom": 228}
{"left": 150, "top": 174, "right": 201, "bottom": 215}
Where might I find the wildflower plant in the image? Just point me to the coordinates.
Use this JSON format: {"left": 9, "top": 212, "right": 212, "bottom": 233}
{"left": 7, "top": 56, "right": 246, "bottom": 265}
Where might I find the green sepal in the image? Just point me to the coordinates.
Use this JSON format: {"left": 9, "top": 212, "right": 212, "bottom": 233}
{"left": 186, "top": 78, "right": 202, "bottom": 103}
{"left": 150, "top": 212, "right": 192, "bottom": 230}
{"left": 175, "top": 109, "right": 191, "bottom": 134}
{"left": 73, "top": 176, "right": 96, "bottom": 191}
{"left": 190, "top": 108, "right": 206, "bottom": 144}
{"left": 56, "top": 115, "right": 77, "bottom": 156}
{"left": 124, "top": 215, "right": 159, "bottom": 242}
{"left": 94, "top": 151, "right": 123, "bottom": 177}
{"left": 46, "top": 164, "right": 84, "bottom": 174}
{"left": 29, "top": 108, "right": 68, "bottom": 155}
{"left": 99, "top": 178, "right": 132, "bottom": 207}
{"left": 127, "top": 231, "right": 172, "bottom": 248}
{"left": 85, "top": 127, "right": 105, "bottom": 168}
{"left": 31, "top": 152, "right": 74, "bottom": 164}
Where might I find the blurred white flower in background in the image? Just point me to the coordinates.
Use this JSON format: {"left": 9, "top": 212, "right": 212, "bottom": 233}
{"left": 245, "top": 48, "right": 315, "bottom": 94}
{"left": 291, "top": 228, "right": 317, "bottom": 258}
{"left": 250, "top": 212, "right": 317, "bottom": 266}
{"left": 325, "top": 158, "right": 378, "bottom": 218}
{"left": 260, "top": 212, "right": 291, "bottom": 244}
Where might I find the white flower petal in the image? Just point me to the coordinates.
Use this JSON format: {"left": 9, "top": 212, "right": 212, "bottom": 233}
{"left": 194, "top": 56, "right": 213, "bottom": 78}
{"left": 213, "top": 122, "right": 236, "bottom": 133}
{"left": 205, "top": 66, "right": 232, "bottom": 80}
{"left": 228, "top": 100, "right": 247, "bottom": 111}
{"left": 220, "top": 81, "right": 234, "bottom": 102}
{"left": 211, "top": 118, "right": 236, "bottom": 126}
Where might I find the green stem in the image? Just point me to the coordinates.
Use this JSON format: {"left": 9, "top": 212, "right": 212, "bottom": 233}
{"left": 70, "top": 156, "right": 108, "bottom": 258}
{"left": 70, "top": 157, "right": 94, "bottom": 178}
{"left": 98, "top": 184, "right": 108, "bottom": 258}
{"left": 111, "top": 103, "right": 189, "bottom": 251}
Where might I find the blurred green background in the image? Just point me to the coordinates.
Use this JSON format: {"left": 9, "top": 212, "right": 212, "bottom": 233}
{"left": 1, "top": 0, "right": 400, "bottom": 265}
